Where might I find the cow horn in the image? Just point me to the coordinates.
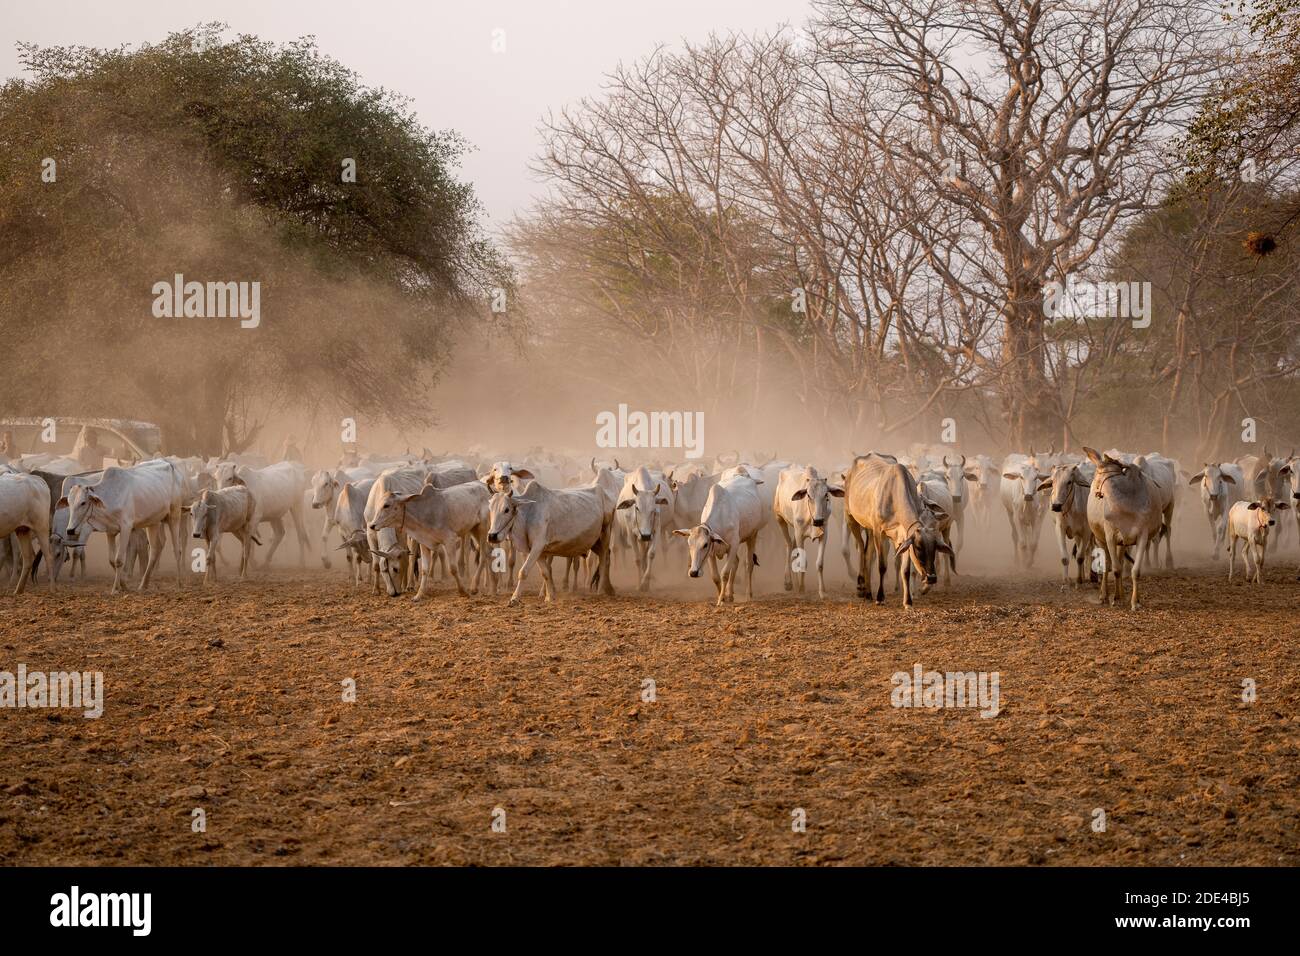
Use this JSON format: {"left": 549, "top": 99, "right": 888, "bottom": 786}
{"left": 943, "top": 455, "right": 951, "bottom": 467}
{"left": 591, "top": 457, "right": 597, "bottom": 472}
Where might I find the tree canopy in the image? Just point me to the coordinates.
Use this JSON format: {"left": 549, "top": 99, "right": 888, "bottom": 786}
{"left": 0, "top": 23, "right": 512, "bottom": 453}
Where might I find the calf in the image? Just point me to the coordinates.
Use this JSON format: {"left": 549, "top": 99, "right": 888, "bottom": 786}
{"left": 187, "top": 486, "right": 261, "bottom": 584}
{"left": 1227, "top": 498, "right": 1286, "bottom": 584}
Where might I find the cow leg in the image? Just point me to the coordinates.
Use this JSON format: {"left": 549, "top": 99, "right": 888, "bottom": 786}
{"left": 1057, "top": 522, "right": 1071, "bottom": 584}
{"left": 539, "top": 557, "right": 559, "bottom": 602}
{"left": 412, "top": 544, "right": 434, "bottom": 601}
{"left": 874, "top": 540, "right": 887, "bottom": 605}
{"left": 815, "top": 532, "right": 827, "bottom": 600}
{"left": 11, "top": 531, "right": 33, "bottom": 596}
{"left": 320, "top": 513, "right": 334, "bottom": 569}
{"left": 1253, "top": 541, "right": 1265, "bottom": 584}
{"left": 32, "top": 526, "right": 54, "bottom": 592}
{"left": 104, "top": 531, "right": 125, "bottom": 594}
{"left": 262, "top": 518, "right": 287, "bottom": 569}
{"left": 139, "top": 525, "right": 165, "bottom": 591}
{"left": 509, "top": 542, "right": 545, "bottom": 606}
{"left": 777, "top": 517, "right": 794, "bottom": 592}
{"left": 745, "top": 536, "right": 758, "bottom": 600}
{"left": 469, "top": 526, "right": 488, "bottom": 595}
{"left": 707, "top": 551, "right": 722, "bottom": 601}
{"left": 290, "top": 501, "right": 311, "bottom": 568}
{"left": 901, "top": 555, "right": 913, "bottom": 608}
{"left": 1130, "top": 532, "right": 1148, "bottom": 610}
{"left": 1227, "top": 535, "right": 1237, "bottom": 581}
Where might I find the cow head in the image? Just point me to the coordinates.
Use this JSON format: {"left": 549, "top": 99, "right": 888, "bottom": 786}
{"left": 790, "top": 468, "right": 844, "bottom": 530}
{"left": 618, "top": 479, "right": 671, "bottom": 542}
{"left": 1245, "top": 497, "right": 1282, "bottom": 532}
{"left": 672, "top": 524, "right": 725, "bottom": 577}
{"left": 187, "top": 490, "right": 216, "bottom": 540}
{"left": 1041, "top": 463, "right": 1089, "bottom": 513}
{"left": 1188, "top": 462, "right": 1237, "bottom": 501}
{"left": 1003, "top": 459, "right": 1049, "bottom": 502}
{"left": 208, "top": 460, "right": 241, "bottom": 489}
{"left": 487, "top": 489, "right": 529, "bottom": 544}
{"left": 311, "top": 470, "right": 341, "bottom": 509}
{"left": 484, "top": 462, "right": 535, "bottom": 494}
{"left": 369, "top": 488, "right": 424, "bottom": 532}
{"left": 64, "top": 484, "right": 109, "bottom": 539}
{"left": 894, "top": 520, "right": 954, "bottom": 588}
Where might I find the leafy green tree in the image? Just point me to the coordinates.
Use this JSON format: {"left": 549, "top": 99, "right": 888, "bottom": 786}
{"left": 0, "top": 24, "right": 512, "bottom": 453}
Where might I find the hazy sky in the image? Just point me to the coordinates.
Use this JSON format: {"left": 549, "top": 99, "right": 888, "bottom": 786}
{"left": 2, "top": 0, "right": 813, "bottom": 229}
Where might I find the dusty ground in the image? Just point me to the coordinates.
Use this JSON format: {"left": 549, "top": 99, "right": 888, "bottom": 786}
{"left": 2, "top": 546, "right": 1298, "bottom": 866}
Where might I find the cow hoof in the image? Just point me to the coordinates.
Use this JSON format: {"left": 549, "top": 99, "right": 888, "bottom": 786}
{"left": 321, "top": 558, "right": 332, "bottom": 570}
{"left": 783, "top": 580, "right": 793, "bottom": 591}
{"left": 507, "top": 598, "right": 520, "bottom": 607}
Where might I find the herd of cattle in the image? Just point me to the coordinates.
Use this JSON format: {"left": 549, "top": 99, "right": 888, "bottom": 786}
{"left": 0, "top": 443, "right": 1296, "bottom": 610}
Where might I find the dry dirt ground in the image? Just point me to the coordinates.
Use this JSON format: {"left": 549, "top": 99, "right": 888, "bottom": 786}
{"left": 2, "top": 549, "right": 1298, "bottom": 866}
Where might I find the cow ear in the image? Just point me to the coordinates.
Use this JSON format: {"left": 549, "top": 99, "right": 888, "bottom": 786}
{"left": 514, "top": 468, "right": 535, "bottom": 480}
{"left": 1035, "top": 479, "right": 1053, "bottom": 492}
{"left": 1187, "top": 472, "right": 1204, "bottom": 485}
{"left": 1082, "top": 446, "right": 1102, "bottom": 465}
{"left": 963, "top": 472, "right": 978, "bottom": 481}
{"left": 1247, "top": 501, "right": 1261, "bottom": 510}
{"left": 893, "top": 538, "right": 912, "bottom": 557}
{"left": 828, "top": 486, "right": 845, "bottom": 498}
{"left": 791, "top": 488, "right": 807, "bottom": 500}
{"left": 655, "top": 497, "right": 670, "bottom": 506}
{"left": 56, "top": 496, "right": 68, "bottom": 509}
{"left": 1002, "top": 472, "right": 1019, "bottom": 481}
{"left": 672, "top": 528, "right": 690, "bottom": 537}
{"left": 1276, "top": 502, "right": 1291, "bottom": 510}
{"left": 710, "top": 533, "right": 726, "bottom": 545}
{"left": 616, "top": 498, "right": 635, "bottom": 510}
{"left": 1221, "top": 474, "right": 1236, "bottom": 484}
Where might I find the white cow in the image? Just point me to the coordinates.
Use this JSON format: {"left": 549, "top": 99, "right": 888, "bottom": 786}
{"left": 64, "top": 459, "right": 186, "bottom": 593}
{"left": 369, "top": 479, "right": 493, "bottom": 600}
{"left": 616, "top": 466, "right": 674, "bottom": 591}
{"left": 674, "top": 469, "right": 768, "bottom": 605}
{"left": 486, "top": 479, "right": 616, "bottom": 606}
{"left": 0, "top": 473, "right": 54, "bottom": 594}
{"left": 216, "top": 461, "right": 310, "bottom": 567}
{"left": 332, "top": 478, "right": 377, "bottom": 587}
{"left": 773, "top": 465, "right": 844, "bottom": 599}
{"left": 187, "top": 486, "right": 261, "bottom": 584}
{"left": 1000, "top": 454, "right": 1050, "bottom": 568}
{"left": 1187, "top": 462, "right": 1244, "bottom": 560}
